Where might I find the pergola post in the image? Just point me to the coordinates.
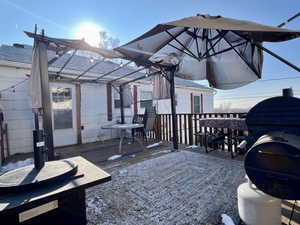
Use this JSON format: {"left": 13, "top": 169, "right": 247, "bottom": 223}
{"left": 119, "top": 85, "right": 125, "bottom": 124}
{"left": 169, "top": 66, "right": 179, "bottom": 150}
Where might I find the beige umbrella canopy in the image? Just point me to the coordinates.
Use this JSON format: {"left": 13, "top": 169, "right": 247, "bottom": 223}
{"left": 115, "top": 14, "right": 300, "bottom": 90}
{"left": 28, "top": 41, "right": 48, "bottom": 109}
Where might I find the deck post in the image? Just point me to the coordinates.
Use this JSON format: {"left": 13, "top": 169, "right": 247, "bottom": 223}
{"left": 119, "top": 85, "right": 125, "bottom": 124}
{"left": 169, "top": 67, "right": 179, "bottom": 150}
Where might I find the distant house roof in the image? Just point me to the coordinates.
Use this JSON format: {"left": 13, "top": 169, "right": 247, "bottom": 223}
{"left": 0, "top": 44, "right": 214, "bottom": 92}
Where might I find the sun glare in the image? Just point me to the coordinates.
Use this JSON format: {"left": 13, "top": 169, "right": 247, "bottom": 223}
{"left": 75, "top": 23, "right": 102, "bottom": 47}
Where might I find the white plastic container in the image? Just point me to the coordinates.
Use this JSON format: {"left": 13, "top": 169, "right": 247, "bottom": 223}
{"left": 237, "top": 179, "right": 281, "bottom": 225}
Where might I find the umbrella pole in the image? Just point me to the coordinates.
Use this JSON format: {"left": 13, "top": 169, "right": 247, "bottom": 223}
{"left": 169, "top": 67, "right": 179, "bottom": 150}
{"left": 119, "top": 85, "right": 125, "bottom": 124}
{"left": 38, "top": 40, "right": 55, "bottom": 161}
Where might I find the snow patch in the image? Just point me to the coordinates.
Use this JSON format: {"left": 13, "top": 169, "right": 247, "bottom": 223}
{"left": 151, "top": 149, "right": 172, "bottom": 155}
{"left": 1, "top": 158, "right": 33, "bottom": 173}
{"left": 185, "top": 145, "right": 198, "bottom": 149}
{"left": 221, "top": 214, "right": 235, "bottom": 225}
{"left": 108, "top": 155, "right": 122, "bottom": 161}
{"left": 119, "top": 169, "right": 128, "bottom": 175}
{"left": 146, "top": 141, "right": 162, "bottom": 149}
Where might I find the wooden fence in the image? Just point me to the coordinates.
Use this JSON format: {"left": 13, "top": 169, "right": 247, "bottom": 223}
{"left": 138, "top": 113, "right": 247, "bottom": 151}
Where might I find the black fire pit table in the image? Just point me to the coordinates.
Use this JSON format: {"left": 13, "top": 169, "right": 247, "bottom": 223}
{"left": 0, "top": 156, "right": 111, "bottom": 225}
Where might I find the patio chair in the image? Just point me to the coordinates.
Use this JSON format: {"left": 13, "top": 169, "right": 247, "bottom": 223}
{"left": 132, "top": 106, "right": 157, "bottom": 142}
{"left": 195, "top": 129, "right": 226, "bottom": 153}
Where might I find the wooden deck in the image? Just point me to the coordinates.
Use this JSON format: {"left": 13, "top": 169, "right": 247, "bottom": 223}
{"left": 2, "top": 139, "right": 300, "bottom": 224}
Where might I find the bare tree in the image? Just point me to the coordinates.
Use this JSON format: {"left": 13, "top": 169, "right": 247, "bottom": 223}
{"left": 99, "top": 31, "right": 120, "bottom": 49}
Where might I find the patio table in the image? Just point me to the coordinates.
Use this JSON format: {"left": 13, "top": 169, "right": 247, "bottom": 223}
{"left": 101, "top": 123, "right": 144, "bottom": 154}
{"left": 0, "top": 156, "right": 111, "bottom": 225}
{"left": 196, "top": 118, "right": 247, "bottom": 130}
{"left": 195, "top": 118, "right": 247, "bottom": 157}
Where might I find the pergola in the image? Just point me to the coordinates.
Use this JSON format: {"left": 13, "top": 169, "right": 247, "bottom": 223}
{"left": 26, "top": 29, "right": 165, "bottom": 161}
{"left": 26, "top": 13, "right": 300, "bottom": 162}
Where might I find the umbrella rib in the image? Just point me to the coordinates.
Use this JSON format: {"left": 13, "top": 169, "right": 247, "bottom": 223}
{"left": 165, "top": 30, "right": 199, "bottom": 60}
{"left": 232, "top": 30, "right": 300, "bottom": 74}
{"left": 56, "top": 49, "right": 77, "bottom": 76}
{"left": 194, "top": 28, "right": 201, "bottom": 58}
{"left": 167, "top": 43, "right": 200, "bottom": 61}
{"left": 201, "top": 36, "right": 223, "bottom": 59}
{"left": 94, "top": 61, "right": 132, "bottom": 81}
{"left": 205, "top": 41, "right": 247, "bottom": 58}
{"left": 153, "top": 28, "right": 188, "bottom": 57}
{"left": 218, "top": 31, "right": 261, "bottom": 78}
{"left": 73, "top": 59, "right": 104, "bottom": 81}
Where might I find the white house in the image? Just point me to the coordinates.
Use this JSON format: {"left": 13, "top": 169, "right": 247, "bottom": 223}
{"left": 0, "top": 44, "right": 215, "bottom": 157}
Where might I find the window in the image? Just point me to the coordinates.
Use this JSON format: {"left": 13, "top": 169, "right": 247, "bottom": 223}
{"left": 114, "top": 89, "right": 130, "bottom": 108}
{"left": 193, "top": 95, "right": 201, "bottom": 113}
{"left": 140, "top": 91, "right": 153, "bottom": 109}
{"left": 52, "top": 87, "right": 73, "bottom": 129}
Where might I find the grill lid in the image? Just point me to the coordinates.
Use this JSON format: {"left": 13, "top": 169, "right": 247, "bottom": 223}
{"left": 246, "top": 96, "right": 300, "bottom": 139}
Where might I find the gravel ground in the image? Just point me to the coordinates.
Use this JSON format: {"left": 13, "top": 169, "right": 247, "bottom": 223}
{"left": 86, "top": 151, "right": 245, "bottom": 225}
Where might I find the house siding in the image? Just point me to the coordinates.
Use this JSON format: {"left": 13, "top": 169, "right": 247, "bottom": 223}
{"left": 0, "top": 63, "right": 214, "bottom": 156}
{"left": 0, "top": 66, "right": 33, "bottom": 155}
{"left": 136, "top": 83, "right": 214, "bottom": 114}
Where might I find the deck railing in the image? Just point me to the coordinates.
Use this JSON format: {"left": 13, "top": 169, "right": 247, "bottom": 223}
{"left": 138, "top": 112, "right": 247, "bottom": 151}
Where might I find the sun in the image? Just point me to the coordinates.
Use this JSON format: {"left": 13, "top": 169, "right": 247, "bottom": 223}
{"left": 75, "top": 23, "right": 102, "bottom": 47}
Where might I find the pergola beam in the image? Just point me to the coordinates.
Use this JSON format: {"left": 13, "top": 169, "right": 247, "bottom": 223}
{"left": 109, "top": 67, "right": 145, "bottom": 83}
{"left": 121, "top": 71, "right": 161, "bottom": 86}
{"left": 56, "top": 50, "right": 77, "bottom": 76}
{"left": 94, "top": 61, "right": 132, "bottom": 81}
{"left": 74, "top": 59, "right": 104, "bottom": 81}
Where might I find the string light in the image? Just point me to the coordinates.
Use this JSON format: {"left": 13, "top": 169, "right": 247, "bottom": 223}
{"left": 0, "top": 78, "right": 28, "bottom": 94}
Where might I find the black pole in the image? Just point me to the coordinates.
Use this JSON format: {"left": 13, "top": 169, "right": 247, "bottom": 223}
{"left": 255, "top": 43, "right": 300, "bottom": 73}
{"left": 37, "top": 35, "right": 55, "bottom": 161}
{"left": 278, "top": 12, "right": 300, "bottom": 27}
{"left": 119, "top": 85, "right": 125, "bottom": 124}
{"left": 169, "top": 67, "right": 179, "bottom": 150}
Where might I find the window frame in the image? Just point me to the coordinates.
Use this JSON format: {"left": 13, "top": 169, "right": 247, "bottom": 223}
{"left": 114, "top": 89, "right": 131, "bottom": 109}
{"left": 140, "top": 91, "right": 153, "bottom": 109}
{"left": 193, "top": 95, "right": 201, "bottom": 114}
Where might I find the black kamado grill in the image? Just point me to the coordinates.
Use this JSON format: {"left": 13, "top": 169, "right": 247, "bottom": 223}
{"left": 244, "top": 90, "right": 300, "bottom": 200}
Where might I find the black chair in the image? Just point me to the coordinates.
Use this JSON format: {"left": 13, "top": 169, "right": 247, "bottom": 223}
{"left": 195, "top": 129, "right": 226, "bottom": 153}
{"left": 132, "top": 106, "right": 157, "bottom": 142}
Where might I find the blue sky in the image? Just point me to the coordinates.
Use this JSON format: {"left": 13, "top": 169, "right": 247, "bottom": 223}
{"left": 0, "top": 0, "right": 300, "bottom": 110}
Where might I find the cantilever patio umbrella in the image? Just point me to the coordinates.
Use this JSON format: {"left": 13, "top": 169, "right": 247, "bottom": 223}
{"left": 116, "top": 14, "right": 300, "bottom": 89}
{"left": 115, "top": 13, "right": 300, "bottom": 149}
